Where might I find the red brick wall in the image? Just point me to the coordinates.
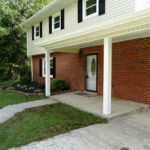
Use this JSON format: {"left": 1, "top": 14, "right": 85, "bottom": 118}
{"left": 32, "top": 54, "right": 45, "bottom": 84}
{"left": 32, "top": 37, "right": 150, "bottom": 104}
{"left": 112, "top": 38, "right": 150, "bottom": 104}
{"left": 32, "top": 52, "right": 84, "bottom": 90}
{"left": 52, "top": 52, "right": 84, "bottom": 90}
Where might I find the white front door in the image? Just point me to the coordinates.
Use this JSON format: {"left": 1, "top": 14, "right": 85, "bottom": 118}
{"left": 86, "top": 54, "right": 97, "bottom": 92}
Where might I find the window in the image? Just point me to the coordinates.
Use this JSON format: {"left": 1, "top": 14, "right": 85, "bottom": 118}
{"left": 42, "top": 58, "right": 55, "bottom": 78}
{"left": 34, "top": 24, "right": 40, "bottom": 39}
{"left": 49, "top": 9, "right": 65, "bottom": 34}
{"left": 32, "top": 22, "right": 42, "bottom": 40}
{"left": 83, "top": 0, "right": 98, "bottom": 19}
{"left": 53, "top": 12, "right": 61, "bottom": 31}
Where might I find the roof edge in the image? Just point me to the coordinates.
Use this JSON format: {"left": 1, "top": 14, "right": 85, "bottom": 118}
{"left": 21, "top": 0, "right": 57, "bottom": 27}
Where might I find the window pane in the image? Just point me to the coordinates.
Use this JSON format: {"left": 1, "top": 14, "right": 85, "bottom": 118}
{"left": 54, "top": 16, "right": 60, "bottom": 23}
{"left": 86, "top": 5, "right": 96, "bottom": 16}
{"left": 36, "top": 26, "right": 40, "bottom": 32}
{"left": 86, "top": 0, "right": 96, "bottom": 8}
{"left": 36, "top": 31, "right": 40, "bottom": 37}
{"left": 50, "top": 68, "right": 54, "bottom": 76}
{"left": 50, "top": 59, "right": 53, "bottom": 68}
{"left": 35, "top": 25, "right": 40, "bottom": 37}
{"left": 54, "top": 22, "right": 60, "bottom": 29}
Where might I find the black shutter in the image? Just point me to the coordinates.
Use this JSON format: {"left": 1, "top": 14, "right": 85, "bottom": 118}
{"left": 49, "top": 16, "right": 52, "bottom": 34}
{"left": 78, "top": 0, "right": 83, "bottom": 23}
{"left": 50, "top": 57, "right": 56, "bottom": 78}
{"left": 39, "top": 59, "right": 43, "bottom": 77}
{"left": 61, "top": 9, "right": 65, "bottom": 29}
{"left": 53, "top": 57, "right": 56, "bottom": 78}
{"left": 99, "top": 0, "right": 105, "bottom": 15}
{"left": 40, "top": 21, "right": 42, "bottom": 38}
{"left": 32, "top": 26, "right": 34, "bottom": 40}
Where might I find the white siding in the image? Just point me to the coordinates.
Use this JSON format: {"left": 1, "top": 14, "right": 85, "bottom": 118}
{"left": 27, "top": 28, "right": 45, "bottom": 56}
{"left": 135, "top": 0, "right": 150, "bottom": 11}
{"left": 27, "top": 0, "right": 136, "bottom": 56}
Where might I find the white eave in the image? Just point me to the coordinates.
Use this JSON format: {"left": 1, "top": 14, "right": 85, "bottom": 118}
{"left": 35, "top": 9, "right": 150, "bottom": 50}
{"left": 22, "top": 0, "right": 76, "bottom": 28}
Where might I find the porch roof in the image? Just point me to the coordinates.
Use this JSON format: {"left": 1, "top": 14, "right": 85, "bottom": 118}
{"left": 36, "top": 9, "right": 150, "bottom": 52}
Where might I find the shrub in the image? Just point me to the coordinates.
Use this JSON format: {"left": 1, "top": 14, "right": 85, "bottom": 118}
{"left": 19, "top": 65, "right": 31, "bottom": 85}
{"left": 51, "top": 79, "right": 69, "bottom": 92}
{"left": 14, "top": 81, "right": 45, "bottom": 93}
{"left": 19, "top": 73, "right": 31, "bottom": 85}
{"left": 29, "top": 82, "right": 45, "bottom": 90}
{"left": 0, "top": 72, "right": 9, "bottom": 81}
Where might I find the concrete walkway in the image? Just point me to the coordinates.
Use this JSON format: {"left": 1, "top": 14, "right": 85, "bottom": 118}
{"left": 0, "top": 99, "right": 57, "bottom": 124}
{"left": 9, "top": 109, "right": 150, "bottom": 150}
{"left": 52, "top": 92, "right": 148, "bottom": 119}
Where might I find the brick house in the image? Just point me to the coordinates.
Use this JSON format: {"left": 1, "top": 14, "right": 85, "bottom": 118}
{"left": 22, "top": 0, "right": 150, "bottom": 115}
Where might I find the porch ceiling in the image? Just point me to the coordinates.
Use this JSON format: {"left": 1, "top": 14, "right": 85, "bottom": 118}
{"left": 48, "top": 29, "right": 150, "bottom": 53}
{"left": 35, "top": 9, "right": 150, "bottom": 53}
{"left": 41, "top": 29, "right": 150, "bottom": 53}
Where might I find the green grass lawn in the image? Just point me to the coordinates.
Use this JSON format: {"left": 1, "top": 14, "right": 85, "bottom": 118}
{"left": 0, "top": 103, "right": 106, "bottom": 150}
{"left": 0, "top": 91, "right": 47, "bottom": 109}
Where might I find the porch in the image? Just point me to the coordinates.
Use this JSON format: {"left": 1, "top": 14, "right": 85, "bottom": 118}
{"left": 39, "top": 9, "right": 150, "bottom": 116}
{"left": 44, "top": 36, "right": 150, "bottom": 116}
{"left": 51, "top": 92, "right": 148, "bottom": 119}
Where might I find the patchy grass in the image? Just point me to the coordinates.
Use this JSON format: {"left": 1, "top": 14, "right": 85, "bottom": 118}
{"left": 0, "top": 103, "right": 106, "bottom": 150}
{"left": 0, "top": 91, "right": 47, "bottom": 109}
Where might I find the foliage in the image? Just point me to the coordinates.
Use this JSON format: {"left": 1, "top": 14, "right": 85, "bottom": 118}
{"left": 19, "top": 74, "right": 31, "bottom": 85}
{"left": 14, "top": 82, "right": 45, "bottom": 93}
{"left": 0, "top": 91, "right": 46, "bottom": 109}
{"left": 14, "top": 64, "right": 45, "bottom": 93}
{"left": 51, "top": 79, "right": 69, "bottom": 92}
{"left": 0, "top": 0, "right": 53, "bottom": 80}
{"left": 0, "top": 103, "right": 106, "bottom": 150}
{"left": 0, "top": 80, "right": 14, "bottom": 88}
{"left": 19, "top": 65, "right": 32, "bottom": 85}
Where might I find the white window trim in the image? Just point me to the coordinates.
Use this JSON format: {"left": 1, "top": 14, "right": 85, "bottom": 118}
{"left": 52, "top": 12, "right": 61, "bottom": 32}
{"left": 42, "top": 58, "right": 54, "bottom": 78}
{"left": 34, "top": 23, "right": 40, "bottom": 39}
{"left": 83, "top": 0, "right": 99, "bottom": 20}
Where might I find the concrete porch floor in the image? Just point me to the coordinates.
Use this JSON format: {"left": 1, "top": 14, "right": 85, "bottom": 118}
{"left": 51, "top": 92, "right": 149, "bottom": 119}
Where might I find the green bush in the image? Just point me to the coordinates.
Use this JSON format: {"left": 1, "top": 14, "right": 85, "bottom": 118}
{"left": 19, "top": 65, "right": 31, "bottom": 85}
{"left": 19, "top": 72, "right": 31, "bottom": 85}
{"left": 0, "top": 72, "right": 9, "bottom": 81}
{"left": 29, "top": 82, "right": 45, "bottom": 90}
{"left": 14, "top": 81, "right": 45, "bottom": 93}
{"left": 51, "top": 79, "right": 69, "bottom": 92}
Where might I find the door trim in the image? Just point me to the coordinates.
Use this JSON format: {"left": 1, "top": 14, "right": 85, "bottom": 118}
{"left": 85, "top": 53, "right": 98, "bottom": 93}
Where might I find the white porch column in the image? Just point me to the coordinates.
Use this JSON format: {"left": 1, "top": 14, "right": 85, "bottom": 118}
{"left": 103, "top": 37, "right": 112, "bottom": 115}
{"left": 45, "top": 50, "right": 51, "bottom": 96}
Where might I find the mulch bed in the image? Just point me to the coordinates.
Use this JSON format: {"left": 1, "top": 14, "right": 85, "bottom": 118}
{"left": 6, "top": 89, "right": 74, "bottom": 96}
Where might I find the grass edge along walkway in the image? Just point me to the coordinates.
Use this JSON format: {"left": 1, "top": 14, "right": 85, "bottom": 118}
{"left": 0, "top": 103, "right": 107, "bottom": 150}
{"left": 0, "top": 91, "right": 47, "bottom": 109}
